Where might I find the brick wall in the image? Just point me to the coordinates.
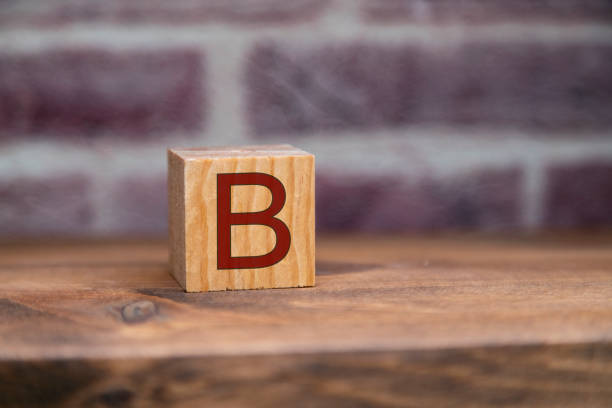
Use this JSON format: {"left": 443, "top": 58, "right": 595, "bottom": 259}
{"left": 1, "top": 0, "right": 611, "bottom": 237}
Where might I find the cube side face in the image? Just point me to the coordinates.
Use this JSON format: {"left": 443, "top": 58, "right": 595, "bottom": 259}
{"left": 182, "top": 153, "right": 315, "bottom": 292}
{"left": 167, "top": 151, "right": 187, "bottom": 289}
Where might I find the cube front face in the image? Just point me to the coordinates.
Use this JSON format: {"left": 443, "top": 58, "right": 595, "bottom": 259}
{"left": 168, "top": 145, "right": 315, "bottom": 292}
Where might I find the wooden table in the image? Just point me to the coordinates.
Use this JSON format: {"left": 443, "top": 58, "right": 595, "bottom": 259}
{"left": 1, "top": 234, "right": 611, "bottom": 407}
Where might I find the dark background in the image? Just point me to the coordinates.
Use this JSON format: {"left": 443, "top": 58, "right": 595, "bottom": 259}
{"left": 1, "top": 0, "right": 611, "bottom": 237}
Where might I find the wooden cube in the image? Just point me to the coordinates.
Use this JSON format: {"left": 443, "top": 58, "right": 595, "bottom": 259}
{"left": 167, "top": 145, "right": 315, "bottom": 292}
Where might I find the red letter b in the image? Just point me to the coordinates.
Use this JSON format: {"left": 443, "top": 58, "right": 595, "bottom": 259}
{"left": 217, "top": 173, "right": 291, "bottom": 269}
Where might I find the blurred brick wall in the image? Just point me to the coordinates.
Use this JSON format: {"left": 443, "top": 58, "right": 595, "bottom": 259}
{"left": 1, "top": 0, "right": 612, "bottom": 237}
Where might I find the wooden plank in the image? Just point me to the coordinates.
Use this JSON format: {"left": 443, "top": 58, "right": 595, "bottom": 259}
{"left": 2, "top": 345, "right": 611, "bottom": 407}
{"left": 0, "top": 234, "right": 611, "bottom": 359}
{"left": 168, "top": 144, "right": 315, "bottom": 292}
{"left": 0, "top": 234, "right": 611, "bottom": 406}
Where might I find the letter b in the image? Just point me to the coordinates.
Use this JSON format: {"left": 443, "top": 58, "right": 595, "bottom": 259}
{"left": 217, "top": 173, "right": 291, "bottom": 269}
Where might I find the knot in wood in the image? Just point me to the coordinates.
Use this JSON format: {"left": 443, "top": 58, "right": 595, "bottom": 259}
{"left": 121, "top": 300, "right": 157, "bottom": 324}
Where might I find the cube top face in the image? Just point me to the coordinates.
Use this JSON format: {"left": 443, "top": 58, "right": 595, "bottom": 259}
{"left": 171, "top": 144, "right": 311, "bottom": 159}
{"left": 168, "top": 144, "right": 315, "bottom": 292}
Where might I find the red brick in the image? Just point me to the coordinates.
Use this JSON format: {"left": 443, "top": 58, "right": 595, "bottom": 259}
{"left": 0, "top": 0, "right": 328, "bottom": 26}
{"left": 0, "top": 49, "right": 204, "bottom": 139}
{"left": 544, "top": 161, "right": 612, "bottom": 228}
{"left": 108, "top": 175, "right": 168, "bottom": 235}
{"left": 246, "top": 43, "right": 612, "bottom": 136}
{"left": 316, "top": 168, "right": 521, "bottom": 231}
{"left": 363, "top": 0, "right": 612, "bottom": 23}
{"left": 0, "top": 175, "right": 93, "bottom": 237}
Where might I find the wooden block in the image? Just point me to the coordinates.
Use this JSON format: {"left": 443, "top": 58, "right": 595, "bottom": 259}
{"left": 167, "top": 144, "right": 315, "bottom": 292}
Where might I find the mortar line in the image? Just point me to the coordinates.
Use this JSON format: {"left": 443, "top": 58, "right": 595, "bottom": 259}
{"left": 1, "top": 23, "right": 612, "bottom": 51}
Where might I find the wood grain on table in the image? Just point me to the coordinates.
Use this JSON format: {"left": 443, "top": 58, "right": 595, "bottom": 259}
{"left": 0, "top": 234, "right": 611, "bottom": 407}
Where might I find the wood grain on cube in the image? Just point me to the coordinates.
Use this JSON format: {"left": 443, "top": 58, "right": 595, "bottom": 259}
{"left": 168, "top": 144, "right": 315, "bottom": 292}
